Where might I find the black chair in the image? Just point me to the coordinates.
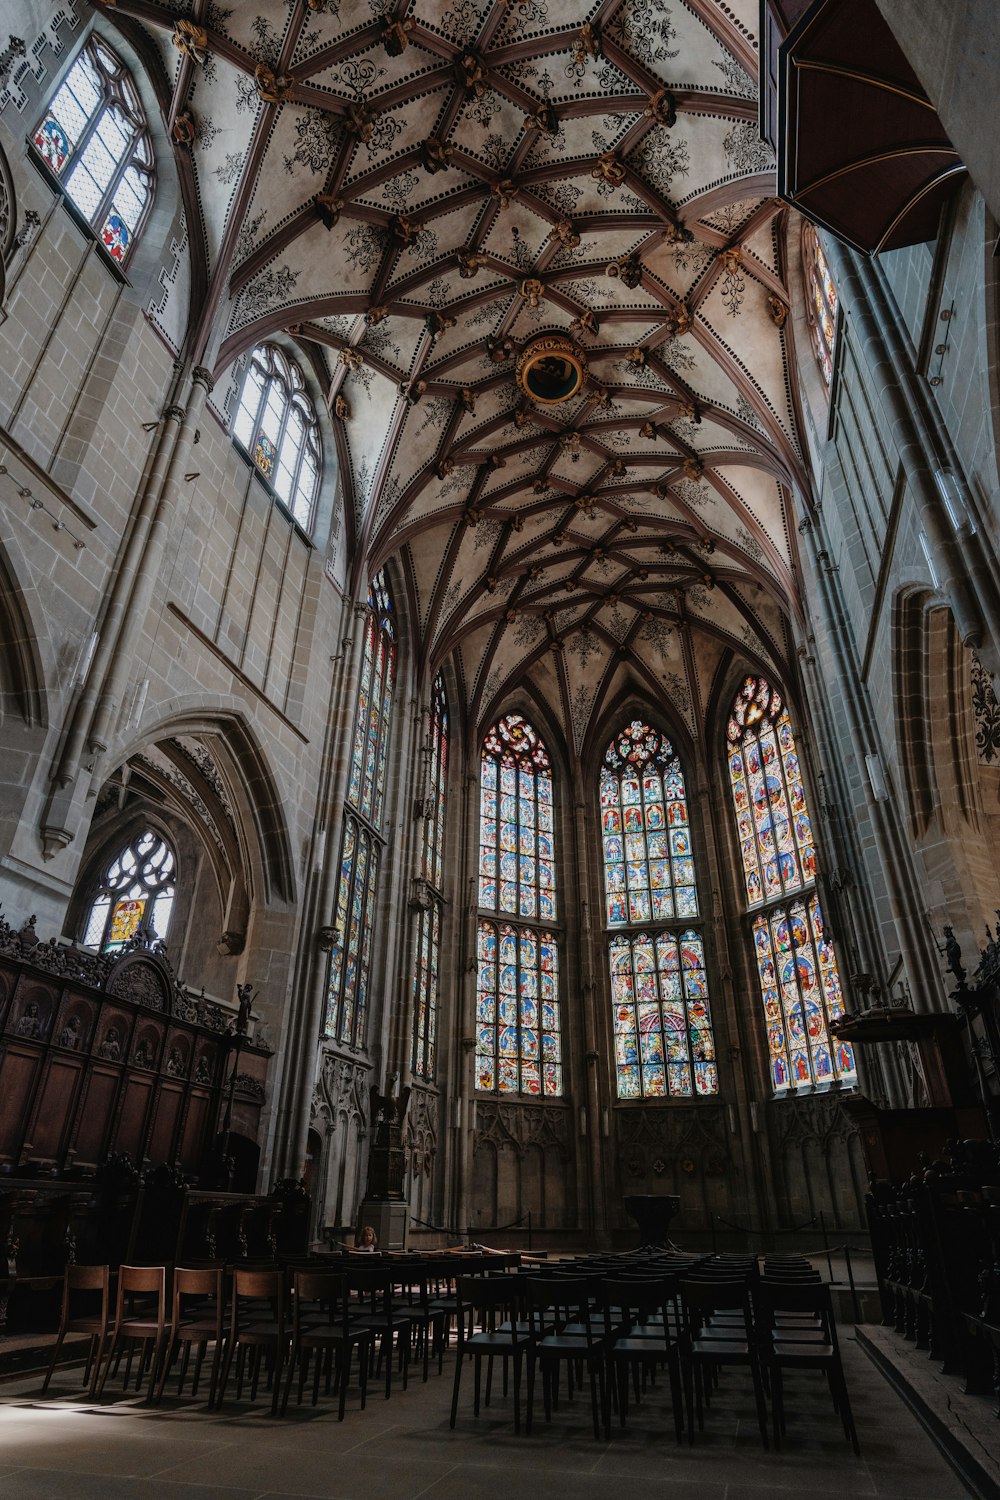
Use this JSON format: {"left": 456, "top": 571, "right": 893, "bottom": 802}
{"left": 450, "top": 1273, "right": 533, "bottom": 1433}
{"left": 679, "top": 1277, "right": 769, "bottom": 1447}
{"left": 525, "top": 1275, "right": 611, "bottom": 1440}
{"left": 345, "top": 1266, "right": 411, "bottom": 1398}
{"left": 282, "top": 1269, "right": 372, "bottom": 1418}
{"left": 756, "top": 1280, "right": 860, "bottom": 1453}
{"left": 604, "top": 1276, "right": 684, "bottom": 1442}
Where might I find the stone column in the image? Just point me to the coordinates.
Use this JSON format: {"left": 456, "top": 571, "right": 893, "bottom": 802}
{"left": 272, "top": 598, "right": 370, "bottom": 1178}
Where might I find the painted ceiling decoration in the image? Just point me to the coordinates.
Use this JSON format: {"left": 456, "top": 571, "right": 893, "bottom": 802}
{"left": 101, "top": 0, "right": 810, "bottom": 752}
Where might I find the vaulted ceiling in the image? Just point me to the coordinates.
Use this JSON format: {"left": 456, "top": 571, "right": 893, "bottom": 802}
{"left": 105, "top": 0, "right": 813, "bottom": 754}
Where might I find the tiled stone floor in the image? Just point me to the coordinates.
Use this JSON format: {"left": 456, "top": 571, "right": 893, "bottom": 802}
{"left": 0, "top": 1333, "right": 972, "bottom": 1500}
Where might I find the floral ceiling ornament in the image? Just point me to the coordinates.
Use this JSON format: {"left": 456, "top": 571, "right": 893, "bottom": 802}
{"left": 172, "top": 20, "right": 209, "bottom": 64}
{"left": 518, "top": 277, "right": 545, "bottom": 309}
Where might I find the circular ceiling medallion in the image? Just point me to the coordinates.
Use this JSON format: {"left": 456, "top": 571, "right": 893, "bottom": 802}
{"left": 515, "top": 334, "right": 588, "bottom": 405}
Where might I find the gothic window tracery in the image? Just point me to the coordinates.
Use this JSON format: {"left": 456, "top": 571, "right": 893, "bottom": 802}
{"left": 476, "top": 713, "right": 562, "bottom": 1096}
{"left": 726, "top": 675, "right": 855, "bottom": 1091}
{"left": 82, "top": 830, "right": 175, "bottom": 952}
{"left": 325, "top": 574, "right": 394, "bottom": 1047}
{"left": 32, "top": 37, "right": 153, "bottom": 266}
{"left": 412, "top": 674, "right": 448, "bottom": 1082}
{"left": 600, "top": 720, "right": 718, "bottom": 1099}
{"left": 232, "top": 345, "right": 321, "bottom": 531}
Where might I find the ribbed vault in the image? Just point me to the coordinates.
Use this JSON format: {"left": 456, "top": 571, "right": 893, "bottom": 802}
{"left": 103, "top": 0, "right": 809, "bottom": 748}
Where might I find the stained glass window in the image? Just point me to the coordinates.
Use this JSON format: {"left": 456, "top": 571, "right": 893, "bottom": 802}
{"left": 600, "top": 721, "right": 718, "bottom": 1100}
{"left": 325, "top": 574, "right": 395, "bottom": 1046}
{"left": 610, "top": 930, "right": 717, "bottom": 1099}
{"left": 82, "top": 830, "right": 175, "bottom": 953}
{"left": 324, "top": 816, "right": 380, "bottom": 1046}
{"left": 476, "top": 921, "right": 561, "bottom": 1096}
{"left": 804, "top": 226, "right": 837, "bottom": 386}
{"left": 476, "top": 714, "right": 561, "bottom": 1096}
{"left": 346, "top": 574, "right": 395, "bottom": 831}
{"left": 478, "top": 714, "right": 555, "bottom": 922}
{"left": 33, "top": 38, "right": 153, "bottom": 266}
{"left": 412, "top": 675, "right": 448, "bottom": 1082}
{"left": 232, "top": 345, "right": 321, "bottom": 531}
{"left": 727, "top": 675, "right": 855, "bottom": 1091}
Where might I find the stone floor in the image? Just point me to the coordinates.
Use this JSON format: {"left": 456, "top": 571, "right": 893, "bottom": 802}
{"left": 0, "top": 1332, "right": 973, "bottom": 1500}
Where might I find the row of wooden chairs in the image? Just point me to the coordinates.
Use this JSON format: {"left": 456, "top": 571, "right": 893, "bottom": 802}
{"left": 42, "top": 1255, "right": 482, "bottom": 1418}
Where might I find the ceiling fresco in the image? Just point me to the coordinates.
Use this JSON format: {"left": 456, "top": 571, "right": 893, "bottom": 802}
{"left": 99, "top": 0, "right": 811, "bottom": 751}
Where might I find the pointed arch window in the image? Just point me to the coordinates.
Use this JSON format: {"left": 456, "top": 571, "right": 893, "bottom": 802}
{"left": 412, "top": 674, "right": 448, "bottom": 1083}
{"left": 325, "top": 573, "right": 395, "bottom": 1047}
{"left": 33, "top": 37, "right": 153, "bottom": 265}
{"left": 727, "top": 676, "right": 856, "bottom": 1091}
{"left": 803, "top": 226, "right": 838, "bottom": 386}
{"left": 476, "top": 714, "right": 561, "bottom": 1096}
{"left": 600, "top": 721, "right": 718, "bottom": 1099}
{"left": 82, "top": 830, "right": 175, "bottom": 952}
{"left": 233, "top": 345, "right": 321, "bottom": 531}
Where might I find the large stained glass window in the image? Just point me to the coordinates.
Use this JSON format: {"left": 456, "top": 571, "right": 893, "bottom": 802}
{"left": 325, "top": 574, "right": 394, "bottom": 1046}
{"left": 412, "top": 675, "right": 448, "bottom": 1083}
{"left": 232, "top": 345, "right": 321, "bottom": 531}
{"left": 726, "top": 676, "right": 855, "bottom": 1091}
{"left": 476, "top": 714, "right": 562, "bottom": 1096}
{"left": 33, "top": 38, "right": 153, "bottom": 265}
{"left": 347, "top": 573, "right": 395, "bottom": 829}
{"left": 600, "top": 721, "right": 718, "bottom": 1100}
{"left": 803, "top": 226, "right": 837, "bottom": 386}
{"left": 82, "top": 830, "right": 175, "bottom": 953}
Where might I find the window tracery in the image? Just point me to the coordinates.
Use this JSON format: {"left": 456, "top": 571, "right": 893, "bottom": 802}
{"left": 325, "top": 574, "right": 394, "bottom": 1047}
{"left": 726, "top": 676, "right": 855, "bottom": 1090}
{"left": 82, "top": 830, "right": 175, "bottom": 952}
{"left": 33, "top": 37, "right": 153, "bottom": 265}
{"left": 476, "top": 713, "right": 562, "bottom": 1096}
{"left": 232, "top": 345, "right": 321, "bottom": 531}
{"left": 600, "top": 720, "right": 718, "bottom": 1099}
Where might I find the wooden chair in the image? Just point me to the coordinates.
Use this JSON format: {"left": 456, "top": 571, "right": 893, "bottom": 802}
{"left": 42, "top": 1263, "right": 111, "bottom": 1396}
{"left": 756, "top": 1280, "right": 860, "bottom": 1453}
{"left": 450, "top": 1273, "right": 533, "bottom": 1434}
{"left": 215, "top": 1267, "right": 288, "bottom": 1414}
{"left": 679, "top": 1277, "right": 769, "bottom": 1447}
{"left": 96, "top": 1264, "right": 169, "bottom": 1402}
{"left": 282, "top": 1269, "right": 372, "bottom": 1419}
{"left": 154, "top": 1265, "right": 225, "bottom": 1405}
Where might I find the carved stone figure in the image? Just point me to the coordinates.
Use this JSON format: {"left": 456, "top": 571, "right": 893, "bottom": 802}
{"left": 57, "top": 1015, "right": 82, "bottom": 1050}
{"left": 100, "top": 1026, "right": 123, "bottom": 1062}
{"left": 15, "top": 1001, "right": 41, "bottom": 1038}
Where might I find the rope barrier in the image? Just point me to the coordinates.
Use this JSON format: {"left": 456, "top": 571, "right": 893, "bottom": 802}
{"left": 712, "top": 1212, "right": 819, "bottom": 1234}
